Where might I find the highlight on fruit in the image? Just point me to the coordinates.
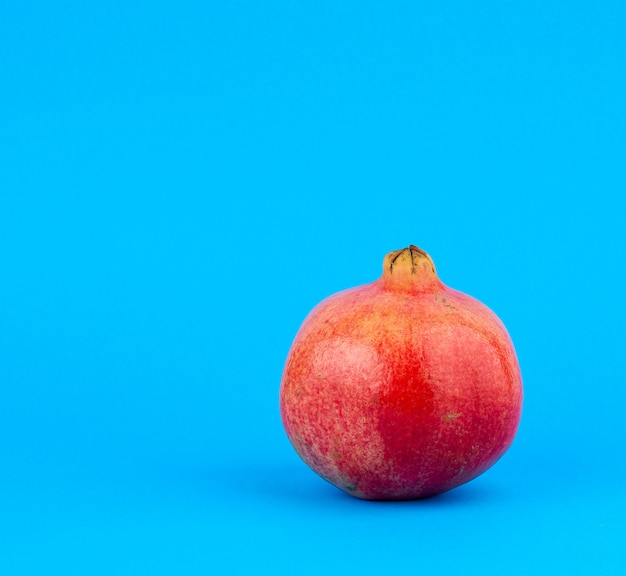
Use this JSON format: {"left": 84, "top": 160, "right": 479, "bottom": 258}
{"left": 279, "top": 245, "right": 522, "bottom": 501}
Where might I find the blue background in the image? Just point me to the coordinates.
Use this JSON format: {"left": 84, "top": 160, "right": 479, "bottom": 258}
{"left": 1, "top": 1, "right": 625, "bottom": 574}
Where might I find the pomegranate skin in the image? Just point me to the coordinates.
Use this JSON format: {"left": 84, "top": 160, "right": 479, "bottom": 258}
{"left": 280, "top": 246, "right": 523, "bottom": 500}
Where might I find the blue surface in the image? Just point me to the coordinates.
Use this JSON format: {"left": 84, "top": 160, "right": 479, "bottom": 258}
{"left": 1, "top": 1, "right": 625, "bottom": 574}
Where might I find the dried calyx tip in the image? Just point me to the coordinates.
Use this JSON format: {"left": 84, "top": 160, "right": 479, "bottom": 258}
{"left": 387, "top": 245, "right": 435, "bottom": 275}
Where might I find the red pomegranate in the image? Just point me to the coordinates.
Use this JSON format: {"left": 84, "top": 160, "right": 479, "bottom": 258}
{"left": 280, "top": 245, "right": 522, "bottom": 500}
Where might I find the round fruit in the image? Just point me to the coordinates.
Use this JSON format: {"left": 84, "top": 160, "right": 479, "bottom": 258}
{"left": 279, "top": 245, "right": 523, "bottom": 500}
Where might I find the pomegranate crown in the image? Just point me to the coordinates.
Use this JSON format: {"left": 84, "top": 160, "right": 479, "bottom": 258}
{"left": 381, "top": 245, "right": 440, "bottom": 292}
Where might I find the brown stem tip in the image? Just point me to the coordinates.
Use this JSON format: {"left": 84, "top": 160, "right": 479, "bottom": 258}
{"left": 382, "top": 245, "right": 440, "bottom": 291}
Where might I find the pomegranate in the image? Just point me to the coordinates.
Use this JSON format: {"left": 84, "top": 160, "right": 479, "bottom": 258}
{"left": 280, "top": 245, "right": 522, "bottom": 500}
